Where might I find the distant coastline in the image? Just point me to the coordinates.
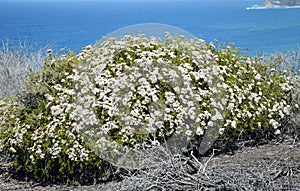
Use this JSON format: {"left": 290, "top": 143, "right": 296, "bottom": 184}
{"left": 265, "top": 0, "right": 300, "bottom": 8}
{"left": 247, "top": 0, "right": 300, "bottom": 10}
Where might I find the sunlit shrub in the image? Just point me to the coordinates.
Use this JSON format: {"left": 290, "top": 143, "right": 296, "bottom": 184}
{"left": 209, "top": 46, "right": 293, "bottom": 147}
{"left": 0, "top": 51, "right": 111, "bottom": 184}
{"left": 70, "top": 35, "right": 292, "bottom": 151}
{"left": 261, "top": 50, "right": 300, "bottom": 137}
{"left": 0, "top": 34, "right": 294, "bottom": 184}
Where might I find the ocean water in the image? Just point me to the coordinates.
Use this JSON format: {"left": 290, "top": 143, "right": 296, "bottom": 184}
{"left": 0, "top": 0, "right": 300, "bottom": 55}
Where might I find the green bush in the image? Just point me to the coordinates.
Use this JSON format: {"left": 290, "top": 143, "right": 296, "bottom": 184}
{"left": 70, "top": 35, "right": 292, "bottom": 152}
{"left": 211, "top": 45, "right": 293, "bottom": 144}
{"left": 0, "top": 50, "right": 112, "bottom": 184}
{"left": 260, "top": 50, "right": 300, "bottom": 137}
{"left": 0, "top": 34, "right": 294, "bottom": 184}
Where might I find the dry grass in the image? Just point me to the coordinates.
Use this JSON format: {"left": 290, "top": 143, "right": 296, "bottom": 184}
{"left": 0, "top": 40, "right": 48, "bottom": 98}
{"left": 97, "top": 141, "right": 299, "bottom": 191}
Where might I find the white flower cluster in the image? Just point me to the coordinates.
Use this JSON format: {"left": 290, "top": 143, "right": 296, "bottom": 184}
{"left": 70, "top": 34, "right": 227, "bottom": 160}
{"left": 0, "top": 33, "right": 293, "bottom": 168}
{"left": 0, "top": 99, "right": 19, "bottom": 151}
{"left": 216, "top": 48, "right": 292, "bottom": 133}
{"left": 0, "top": 64, "right": 91, "bottom": 164}
{"left": 28, "top": 85, "right": 91, "bottom": 162}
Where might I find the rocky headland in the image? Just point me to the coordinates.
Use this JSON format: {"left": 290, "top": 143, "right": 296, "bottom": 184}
{"left": 266, "top": 0, "right": 300, "bottom": 8}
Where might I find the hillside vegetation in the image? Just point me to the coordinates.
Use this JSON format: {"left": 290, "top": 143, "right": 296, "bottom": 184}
{"left": 0, "top": 35, "right": 299, "bottom": 189}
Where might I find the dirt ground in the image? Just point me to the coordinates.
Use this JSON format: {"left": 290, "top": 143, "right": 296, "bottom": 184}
{"left": 0, "top": 137, "right": 299, "bottom": 191}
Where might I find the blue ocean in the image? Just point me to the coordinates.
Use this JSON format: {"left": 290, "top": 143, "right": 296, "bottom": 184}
{"left": 0, "top": 0, "right": 300, "bottom": 55}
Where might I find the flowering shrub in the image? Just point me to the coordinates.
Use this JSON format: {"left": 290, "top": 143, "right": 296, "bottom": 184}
{"left": 71, "top": 34, "right": 227, "bottom": 162}
{"left": 211, "top": 46, "right": 292, "bottom": 144}
{"left": 0, "top": 34, "right": 293, "bottom": 183}
{"left": 261, "top": 50, "right": 300, "bottom": 137}
{"left": 0, "top": 52, "right": 111, "bottom": 184}
{"left": 289, "top": 74, "right": 300, "bottom": 136}
{"left": 71, "top": 34, "right": 292, "bottom": 157}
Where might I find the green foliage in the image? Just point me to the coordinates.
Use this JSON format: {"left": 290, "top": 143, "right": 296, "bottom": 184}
{"left": 19, "top": 50, "right": 77, "bottom": 109}
{"left": 211, "top": 45, "right": 292, "bottom": 143}
{"left": 0, "top": 35, "right": 295, "bottom": 184}
{"left": 0, "top": 50, "right": 112, "bottom": 184}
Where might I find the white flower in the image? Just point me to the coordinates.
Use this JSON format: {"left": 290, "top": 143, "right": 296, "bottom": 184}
{"left": 255, "top": 74, "right": 261, "bottom": 80}
{"left": 9, "top": 147, "right": 16, "bottom": 153}
{"left": 196, "top": 127, "right": 204, "bottom": 135}
{"left": 228, "top": 103, "right": 235, "bottom": 110}
{"left": 219, "top": 128, "right": 225, "bottom": 135}
{"left": 274, "top": 129, "right": 281, "bottom": 135}
{"left": 151, "top": 140, "right": 160, "bottom": 146}
{"left": 231, "top": 121, "right": 236, "bottom": 128}
{"left": 45, "top": 94, "right": 54, "bottom": 102}
{"left": 50, "top": 105, "right": 64, "bottom": 116}
{"left": 185, "top": 130, "right": 193, "bottom": 137}
{"left": 269, "top": 119, "right": 279, "bottom": 129}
